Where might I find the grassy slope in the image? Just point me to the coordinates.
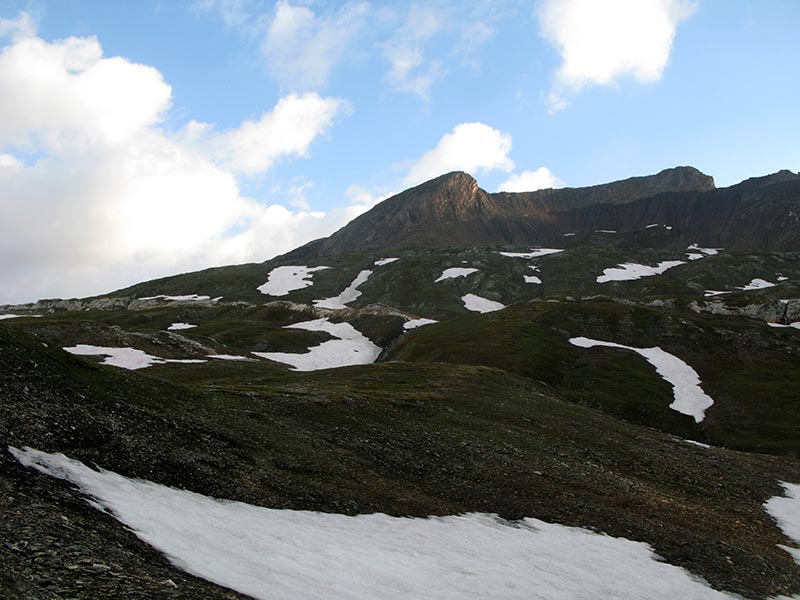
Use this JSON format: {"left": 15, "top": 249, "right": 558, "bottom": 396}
{"left": 1, "top": 323, "right": 800, "bottom": 598}
{"left": 384, "top": 299, "right": 800, "bottom": 456}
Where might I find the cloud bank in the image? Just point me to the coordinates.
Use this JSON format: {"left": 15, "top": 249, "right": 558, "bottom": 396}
{"left": 0, "top": 23, "right": 358, "bottom": 304}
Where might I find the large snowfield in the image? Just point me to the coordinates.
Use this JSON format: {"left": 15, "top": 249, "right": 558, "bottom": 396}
{"left": 253, "top": 318, "right": 381, "bottom": 371}
{"left": 11, "top": 446, "right": 743, "bottom": 600}
{"left": 569, "top": 337, "right": 714, "bottom": 422}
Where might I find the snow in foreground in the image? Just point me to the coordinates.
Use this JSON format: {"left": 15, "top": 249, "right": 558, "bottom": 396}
{"left": 253, "top": 318, "right": 380, "bottom": 371}
{"left": 0, "top": 313, "right": 42, "bottom": 320}
{"left": 597, "top": 261, "right": 685, "bottom": 283}
{"left": 569, "top": 337, "right": 714, "bottom": 422}
{"left": 462, "top": 294, "right": 505, "bottom": 313}
{"left": 497, "top": 248, "right": 563, "bottom": 259}
{"left": 64, "top": 345, "right": 207, "bottom": 370}
{"left": 403, "top": 318, "right": 438, "bottom": 330}
{"left": 314, "top": 270, "right": 372, "bottom": 309}
{"left": 11, "top": 446, "right": 736, "bottom": 600}
{"left": 765, "top": 482, "right": 800, "bottom": 565}
{"left": 435, "top": 267, "right": 479, "bottom": 282}
{"left": 258, "top": 266, "right": 330, "bottom": 297}
{"left": 167, "top": 322, "right": 196, "bottom": 331}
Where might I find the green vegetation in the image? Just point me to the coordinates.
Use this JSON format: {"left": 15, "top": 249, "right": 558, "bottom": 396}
{"left": 2, "top": 323, "right": 800, "bottom": 598}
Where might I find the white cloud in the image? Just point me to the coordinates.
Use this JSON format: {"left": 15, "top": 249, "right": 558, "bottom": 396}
{"left": 404, "top": 122, "right": 514, "bottom": 187}
{"left": 203, "top": 93, "right": 348, "bottom": 176}
{"left": 286, "top": 181, "right": 313, "bottom": 210}
{"left": 382, "top": 5, "right": 446, "bottom": 100}
{"left": 0, "top": 35, "right": 172, "bottom": 149}
{"left": 0, "top": 20, "right": 355, "bottom": 304}
{"left": 0, "top": 152, "right": 22, "bottom": 171}
{"left": 262, "top": 0, "right": 368, "bottom": 90}
{"left": 497, "top": 167, "right": 563, "bottom": 192}
{"left": 0, "top": 11, "right": 36, "bottom": 41}
{"left": 537, "top": 0, "right": 697, "bottom": 110}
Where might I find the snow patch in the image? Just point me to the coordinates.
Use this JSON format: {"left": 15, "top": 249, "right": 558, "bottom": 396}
{"left": 208, "top": 354, "right": 255, "bottom": 361}
{"left": 139, "top": 294, "right": 215, "bottom": 302}
{"left": 738, "top": 278, "right": 776, "bottom": 291}
{"left": 0, "top": 313, "right": 42, "bottom": 320}
{"left": 497, "top": 249, "right": 563, "bottom": 259}
{"left": 374, "top": 258, "right": 399, "bottom": 266}
{"left": 683, "top": 439, "right": 711, "bottom": 449}
{"left": 777, "top": 276, "right": 789, "bottom": 282}
{"left": 167, "top": 323, "right": 196, "bottom": 331}
{"left": 765, "top": 482, "right": 800, "bottom": 565}
{"left": 645, "top": 224, "right": 660, "bottom": 229}
{"left": 10, "top": 446, "right": 737, "bottom": 600}
{"left": 462, "top": 294, "right": 505, "bottom": 314}
{"left": 314, "top": 270, "right": 372, "bottom": 309}
{"left": 524, "top": 275, "right": 542, "bottom": 284}
{"left": 563, "top": 232, "right": 576, "bottom": 237}
{"left": 435, "top": 268, "right": 479, "bottom": 282}
{"left": 704, "top": 290, "right": 731, "bottom": 297}
{"left": 64, "top": 345, "right": 207, "bottom": 370}
{"left": 768, "top": 322, "right": 800, "bottom": 330}
{"left": 253, "top": 318, "right": 380, "bottom": 371}
{"left": 686, "top": 244, "right": 719, "bottom": 256}
{"left": 403, "top": 318, "right": 438, "bottom": 330}
{"left": 258, "top": 266, "right": 330, "bottom": 297}
{"left": 569, "top": 337, "right": 714, "bottom": 422}
{"left": 597, "top": 261, "right": 685, "bottom": 283}
{"left": 596, "top": 230, "right": 617, "bottom": 234}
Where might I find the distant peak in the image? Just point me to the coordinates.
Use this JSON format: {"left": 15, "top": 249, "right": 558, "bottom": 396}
{"left": 413, "top": 171, "right": 478, "bottom": 190}
{"left": 652, "top": 166, "right": 715, "bottom": 190}
{"left": 734, "top": 169, "right": 800, "bottom": 189}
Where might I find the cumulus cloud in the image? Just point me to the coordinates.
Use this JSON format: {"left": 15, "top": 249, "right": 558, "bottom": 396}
{"left": 404, "top": 122, "right": 513, "bottom": 187}
{"left": 497, "top": 167, "right": 563, "bottom": 192}
{"left": 0, "top": 35, "right": 171, "bottom": 149}
{"left": 202, "top": 93, "right": 348, "bottom": 176}
{"left": 262, "top": 0, "right": 368, "bottom": 90}
{"left": 537, "top": 0, "right": 698, "bottom": 110}
{"left": 0, "top": 21, "right": 354, "bottom": 304}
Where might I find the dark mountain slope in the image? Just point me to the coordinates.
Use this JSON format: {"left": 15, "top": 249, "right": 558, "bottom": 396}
{"left": 559, "top": 174, "right": 800, "bottom": 250}
{"left": 307, "top": 167, "right": 714, "bottom": 256}
{"left": 294, "top": 167, "right": 800, "bottom": 257}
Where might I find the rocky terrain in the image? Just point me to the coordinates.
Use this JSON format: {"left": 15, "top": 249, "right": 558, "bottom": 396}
{"left": 2, "top": 166, "right": 800, "bottom": 599}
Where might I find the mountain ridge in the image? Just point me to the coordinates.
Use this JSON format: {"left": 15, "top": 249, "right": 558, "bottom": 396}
{"left": 293, "top": 167, "right": 799, "bottom": 258}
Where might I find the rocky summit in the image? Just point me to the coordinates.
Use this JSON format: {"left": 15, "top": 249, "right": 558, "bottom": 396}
{"left": 2, "top": 166, "right": 800, "bottom": 600}
{"left": 293, "top": 166, "right": 800, "bottom": 257}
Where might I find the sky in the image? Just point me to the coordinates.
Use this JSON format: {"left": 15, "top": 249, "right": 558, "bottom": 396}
{"left": 0, "top": 0, "right": 798, "bottom": 304}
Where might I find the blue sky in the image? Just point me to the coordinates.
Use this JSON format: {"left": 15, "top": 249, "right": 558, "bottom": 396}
{"left": 0, "top": 0, "right": 798, "bottom": 303}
